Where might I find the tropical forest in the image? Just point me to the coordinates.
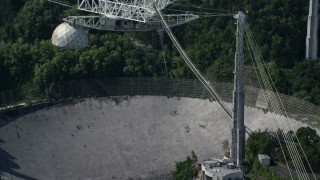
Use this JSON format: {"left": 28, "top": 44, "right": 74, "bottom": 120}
{"left": 0, "top": 0, "right": 319, "bottom": 105}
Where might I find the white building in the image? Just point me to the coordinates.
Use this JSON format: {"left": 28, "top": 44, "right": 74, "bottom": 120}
{"left": 258, "top": 154, "right": 270, "bottom": 166}
{"left": 201, "top": 159, "right": 244, "bottom": 180}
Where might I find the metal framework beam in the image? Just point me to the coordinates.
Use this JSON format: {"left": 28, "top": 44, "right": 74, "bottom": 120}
{"left": 77, "top": 0, "right": 172, "bottom": 22}
{"left": 64, "top": 14, "right": 198, "bottom": 31}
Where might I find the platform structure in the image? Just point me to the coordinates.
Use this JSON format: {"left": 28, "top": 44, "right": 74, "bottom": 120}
{"left": 51, "top": 0, "right": 198, "bottom": 49}
{"left": 77, "top": 0, "right": 171, "bottom": 22}
{"left": 63, "top": 13, "right": 198, "bottom": 32}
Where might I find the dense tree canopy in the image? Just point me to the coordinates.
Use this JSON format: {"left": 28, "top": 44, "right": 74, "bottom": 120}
{"left": 295, "top": 127, "right": 320, "bottom": 172}
{"left": 277, "top": 127, "right": 320, "bottom": 173}
{"left": 245, "top": 130, "right": 272, "bottom": 165}
{"left": 245, "top": 130, "right": 282, "bottom": 180}
{"left": 172, "top": 151, "right": 198, "bottom": 180}
{"left": 0, "top": 0, "right": 320, "bottom": 105}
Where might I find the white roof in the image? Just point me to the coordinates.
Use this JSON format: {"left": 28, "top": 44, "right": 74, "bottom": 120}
{"left": 258, "top": 154, "right": 270, "bottom": 159}
{"left": 202, "top": 160, "right": 241, "bottom": 177}
{"left": 52, "top": 22, "right": 89, "bottom": 49}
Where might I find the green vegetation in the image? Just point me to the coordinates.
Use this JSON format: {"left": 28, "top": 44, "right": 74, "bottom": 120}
{"left": 246, "top": 130, "right": 272, "bottom": 165}
{"left": 0, "top": 0, "right": 320, "bottom": 105}
{"left": 279, "top": 127, "right": 320, "bottom": 173}
{"left": 172, "top": 151, "right": 198, "bottom": 180}
{"left": 245, "top": 127, "right": 320, "bottom": 179}
{"left": 245, "top": 160, "right": 283, "bottom": 180}
{"left": 245, "top": 130, "right": 283, "bottom": 179}
{"left": 222, "top": 139, "right": 229, "bottom": 153}
{"left": 174, "top": 128, "right": 320, "bottom": 179}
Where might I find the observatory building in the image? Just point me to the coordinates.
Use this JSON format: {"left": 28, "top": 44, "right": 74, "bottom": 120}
{"left": 51, "top": 22, "right": 89, "bottom": 49}
{"left": 200, "top": 159, "right": 243, "bottom": 180}
{"left": 258, "top": 154, "right": 271, "bottom": 166}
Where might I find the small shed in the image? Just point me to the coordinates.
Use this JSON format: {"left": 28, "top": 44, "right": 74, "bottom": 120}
{"left": 258, "top": 154, "right": 270, "bottom": 166}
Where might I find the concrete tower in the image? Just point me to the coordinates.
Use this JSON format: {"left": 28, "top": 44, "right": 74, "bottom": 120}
{"left": 306, "top": 0, "right": 319, "bottom": 59}
{"left": 231, "top": 11, "right": 246, "bottom": 166}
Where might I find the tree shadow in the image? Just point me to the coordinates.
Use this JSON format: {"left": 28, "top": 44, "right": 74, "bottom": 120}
{"left": 0, "top": 138, "right": 37, "bottom": 180}
{"left": 0, "top": 102, "right": 56, "bottom": 128}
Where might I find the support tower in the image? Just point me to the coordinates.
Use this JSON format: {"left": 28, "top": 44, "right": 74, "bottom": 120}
{"left": 231, "top": 11, "right": 245, "bottom": 166}
{"left": 306, "top": 0, "right": 319, "bottom": 59}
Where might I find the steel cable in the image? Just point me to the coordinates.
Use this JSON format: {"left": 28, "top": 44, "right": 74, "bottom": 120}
{"left": 244, "top": 22, "right": 315, "bottom": 180}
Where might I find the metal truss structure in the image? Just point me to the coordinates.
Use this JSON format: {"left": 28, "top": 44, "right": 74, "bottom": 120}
{"left": 63, "top": 13, "right": 199, "bottom": 31}
{"left": 52, "top": 0, "right": 198, "bottom": 48}
{"left": 77, "top": 0, "right": 172, "bottom": 22}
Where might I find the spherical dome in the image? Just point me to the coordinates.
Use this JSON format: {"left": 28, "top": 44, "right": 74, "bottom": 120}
{"left": 51, "top": 22, "right": 89, "bottom": 49}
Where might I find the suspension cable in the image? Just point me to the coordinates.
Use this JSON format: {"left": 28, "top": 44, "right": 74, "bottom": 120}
{"left": 155, "top": 4, "right": 256, "bottom": 137}
{"left": 170, "top": 3, "right": 234, "bottom": 13}
{"left": 248, "top": 23, "right": 304, "bottom": 179}
{"left": 157, "top": 29, "right": 169, "bottom": 78}
{"left": 244, "top": 34, "right": 294, "bottom": 179}
{"left": 153, "top": 4, "right": 233, "bottom": 126}
{"left": 47, "top": 0, "right": 73, "bottom": 7}
{"left": 244, "top": 22, "right": 315, "bottom": 180}
{"left": 248, "top": 23, "right": 315, "bottom": 180}
{"left": 245, "top": 25, "right": 308, "bottom": 180}
{"left": 165, "top": 8, "right": 234, "bottom": 17}
{"left": 248, "top": 23, "right": 316, "bottom": 179}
